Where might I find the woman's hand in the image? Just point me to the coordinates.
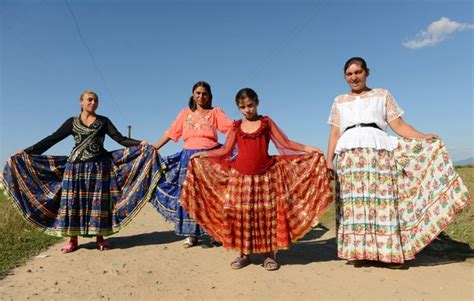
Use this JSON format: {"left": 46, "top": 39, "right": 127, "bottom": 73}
{"left": 190, "top": 152, "right": 208, "bottom": 160}
{"left": 304, "top": 146, "right": 322, "bottom": 153}
{"left": 422, "top": 134, "right": 439, "bottom": 140}
{"left": 327, "top": 160, "right": 336, "bottom": 179}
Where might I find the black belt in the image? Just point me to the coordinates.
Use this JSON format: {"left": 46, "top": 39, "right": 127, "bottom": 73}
{"left": 344, "top": 123, "right": 382, "bottom": 132}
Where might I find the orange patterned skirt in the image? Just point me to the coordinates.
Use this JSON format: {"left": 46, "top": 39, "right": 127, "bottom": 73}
{"left": 180, "top": 152, "right": 333, "bottom": 254}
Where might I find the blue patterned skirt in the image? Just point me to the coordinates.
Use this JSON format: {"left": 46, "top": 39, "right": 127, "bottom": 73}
{"left": 150, "top": 147, "right": 220, "bottom": 236}
{"left": 1, "top": 145, "right": 163, "bottom": 237}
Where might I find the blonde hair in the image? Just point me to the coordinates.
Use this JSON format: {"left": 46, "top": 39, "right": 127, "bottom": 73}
{"left": 79, "top": 90, "right": 99, "bottom": 112}
{"left": 80, "top": 90, "right": 99, "bottom": 101}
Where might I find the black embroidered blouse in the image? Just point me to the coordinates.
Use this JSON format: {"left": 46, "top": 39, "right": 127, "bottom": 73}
{"left": 25, "top": 115, "right": 141, "bottom": 163}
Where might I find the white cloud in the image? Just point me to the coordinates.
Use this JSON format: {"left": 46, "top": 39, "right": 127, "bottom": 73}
{"left": 403, "top": 17, "right": 474, "bottom": 49}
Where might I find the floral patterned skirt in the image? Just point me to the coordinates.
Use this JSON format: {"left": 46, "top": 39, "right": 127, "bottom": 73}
{"left": 336, "top": 138, "right": 470, "bottom": 263}
{"left": 181, "top": 152, "right": 333, "bottom": 255}
{"left": 1, "top": 146, "right": 163, "bottom": 237}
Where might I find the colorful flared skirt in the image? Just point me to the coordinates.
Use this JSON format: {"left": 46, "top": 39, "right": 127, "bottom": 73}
{"left": 1, "top": 145, "right": 163, "bottom": 237}
{"left": 180, "top": 152, "right": 333, "bottom": 254}
{"left": 150, "top": 147, "right": 218, "bottom": 236}
{"left": 336, "top": 138, "right": 470, "bottom": 263}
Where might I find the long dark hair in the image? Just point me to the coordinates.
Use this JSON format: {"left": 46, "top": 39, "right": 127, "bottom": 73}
{"left": 235, "top": 88, "right": 259, "bottom": 106}
{"left": 188, "top": 81, "right": 213, "bottom": 111}
{"left": 343, "top": 57, "right": 369, "bottom": 73}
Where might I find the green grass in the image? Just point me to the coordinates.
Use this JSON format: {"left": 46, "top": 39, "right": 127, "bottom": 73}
{"left": 320, "top": 167, "right": 474, "bottom": 247}
{"left": 444, "top": 166, "right": 474, "bottom": 247}
{"left": 319, "top": 183, "right": 337, "bottom": 227}
{"left": 0, "top": 188, "right": 62, "bottom": 279}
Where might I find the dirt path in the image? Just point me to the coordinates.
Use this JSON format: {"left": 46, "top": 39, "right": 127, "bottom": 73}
{"left": 0, "top": 203, "right": 472, "bottom": 300}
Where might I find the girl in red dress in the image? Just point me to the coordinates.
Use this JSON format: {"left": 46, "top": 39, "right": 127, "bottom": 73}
{"left": 180, "top": 88, "right": 333, "bottom": 270}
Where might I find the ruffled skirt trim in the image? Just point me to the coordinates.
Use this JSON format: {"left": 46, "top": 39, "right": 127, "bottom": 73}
{"left": 181, "top": 152, "right": 333, "bottom": 254}
{"left": 1, "top": 145, "right": 163, "bottom": 237}
{"left": 336, "top": 138, "right": 470, "bottom": 263}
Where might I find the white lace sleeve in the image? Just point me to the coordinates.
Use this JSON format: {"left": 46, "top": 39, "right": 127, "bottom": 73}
{"left": 385, "top": 91, "right": 404, "bottom": 122}
{"left": 327, "top": 97, "right": 340, "bottom": 127}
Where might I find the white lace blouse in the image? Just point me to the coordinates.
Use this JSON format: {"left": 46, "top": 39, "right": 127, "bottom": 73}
{"left": 328, "top": 88, "right": 404, "bottom": 154}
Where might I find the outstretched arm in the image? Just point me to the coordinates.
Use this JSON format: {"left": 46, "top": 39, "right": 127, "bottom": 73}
{"left": 268, "top": 118, "right": 321, "bottom": 154}
{"left": 192, "top": 128, "right": 237, "bottom": 159}
{"left": 24, "top": 118, "right": 74, "bottom": 154}
{"left": 215, "top": 107, "right": 234, "bottom": 135}
{"left": 154, "top": 134, "right": 171, "bottom": 150}
{"left": 154, "top": 109, "right": 186, "bottom": 149}
{"left": 106, "top": 118, "right": 142, "bottom": 147}
{"left": 389, "top": 117, "right": 438, "bottom": 140}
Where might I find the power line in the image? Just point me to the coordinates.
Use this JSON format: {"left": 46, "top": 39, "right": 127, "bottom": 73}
{"left": 63, "top": 0, "right": 129, "bottom": 123}
{"left": 244, "top": 0, "right": 328, "bottom": 85}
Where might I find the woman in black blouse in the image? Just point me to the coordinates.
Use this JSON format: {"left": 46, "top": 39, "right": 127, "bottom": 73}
{"left": 2, "top": 91, "right": 162, "bottom": 253}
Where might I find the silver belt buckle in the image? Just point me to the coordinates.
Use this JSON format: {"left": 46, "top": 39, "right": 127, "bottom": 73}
{"left": 355, "top": 124, "right": 362, "bottom": 128}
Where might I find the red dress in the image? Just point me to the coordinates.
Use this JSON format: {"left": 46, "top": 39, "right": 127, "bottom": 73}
{"left": 180, "top": 116, "right": 332, "bottom": 254}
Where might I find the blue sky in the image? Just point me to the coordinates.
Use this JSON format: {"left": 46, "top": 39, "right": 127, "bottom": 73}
{"left": 1, "top": 0, "right": 473, "bottom": 165}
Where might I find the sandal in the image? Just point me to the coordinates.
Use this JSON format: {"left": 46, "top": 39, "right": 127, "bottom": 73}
{"left": 263, "top": 257, "right": 280, "bottom": 271}
{"left": 183, "top": 236, "right": 198, "bottom": 249}
{"left": 60, "top": 241, "right": 78, "bottom": 254}
{"left": 96, "top": 238, "right": 111, "bottom": 251}
{"left": 230, "top": 256, "right": 251, "bottom": 270}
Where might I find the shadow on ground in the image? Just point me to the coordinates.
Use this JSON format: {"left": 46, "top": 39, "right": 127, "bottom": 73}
{"left": 410, "top": 233, "right": 474, "bottom": 267}
{"left": 278, "top": 225, "right": 339, "bottom": 265}
{"left": 78, "top": 231, "right": 182, "bottom": 250}
{"left": 75, "top": 226, "right": 473, "bottom": 270}
{"left": 279, "top": 227, "right": 474, "bottom": 268}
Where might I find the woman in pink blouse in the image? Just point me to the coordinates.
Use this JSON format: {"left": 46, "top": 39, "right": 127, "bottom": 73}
{"left": 151, "top": 81, "right": 233, "bottom": 248}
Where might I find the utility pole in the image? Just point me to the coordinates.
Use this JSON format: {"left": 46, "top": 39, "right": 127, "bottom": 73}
{"left": 128, "top": 125, "right": 131, "bottom": 138}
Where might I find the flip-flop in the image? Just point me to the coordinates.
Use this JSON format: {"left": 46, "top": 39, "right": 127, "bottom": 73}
{"left": 230, "top": 256, "right": 251, "bottom": 270}
{"left": 183, "top": 237, "right": 198, "bottom": 249}
{"left": 60, "top": 241, "right": 78, "bottom": 254}
{"left": 263, "top": 257, "right": 280, "bottom": 271}
{"left": 96, "top": 240, "right": 111, "bottom": 251}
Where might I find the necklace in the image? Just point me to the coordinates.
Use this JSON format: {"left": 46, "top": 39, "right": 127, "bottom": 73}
{"left": 193, "top": 109, "right": 209, "bottom": 118}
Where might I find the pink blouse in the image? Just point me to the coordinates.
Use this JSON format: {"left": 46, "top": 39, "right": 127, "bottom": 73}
{"left": 165, "top": 107, "right": 233, "bottom": 150}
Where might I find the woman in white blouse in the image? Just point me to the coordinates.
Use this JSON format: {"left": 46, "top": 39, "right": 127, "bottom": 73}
{"left": 326, "top": 57, "right": 470, "bottom": 268}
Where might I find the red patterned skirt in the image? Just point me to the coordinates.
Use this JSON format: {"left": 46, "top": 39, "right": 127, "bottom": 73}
{"left": 181, "top": 152, "right": 333, "bottom": 254}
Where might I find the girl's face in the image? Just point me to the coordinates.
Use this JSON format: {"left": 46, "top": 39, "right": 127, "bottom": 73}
{"left": 80, "top": 93, "right": 99, "bottom": 113}
{"left": 344, "top": 63, "right": 369, "bottom": 93}
{"left": 238, "top": 97, "right": 258, "bottom": 120}
{"left": 192, "top": 86, "right": 210, "bottom": 108}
